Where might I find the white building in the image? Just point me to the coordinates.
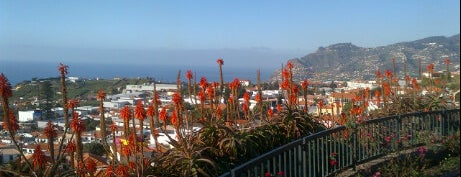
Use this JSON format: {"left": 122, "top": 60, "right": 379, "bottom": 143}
{"left": 18, "top": 110, "right": 42, "bottom": 122}
{"left": 103, "top": 100, "right": 131, "bottom": 109}
{"left": 125, "top": 84, "right": 177, "bottom": 92}
{"left": 345, "top": 81, "right": 377, "bottom": 90}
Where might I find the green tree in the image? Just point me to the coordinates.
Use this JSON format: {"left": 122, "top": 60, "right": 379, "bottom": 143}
{"left": 39, "top": 80, "right": 54, "bottom": 120}
{"left": 83, "top": 142, "right": 105, "bottom": 156}
{"left": 84, "top": 119, "right": 99, "bottom": 131}
{"left": 342, "top": 102, "right": 353, "bottom": 116}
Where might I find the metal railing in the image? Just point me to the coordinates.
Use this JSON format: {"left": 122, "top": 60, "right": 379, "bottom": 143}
{"left": 220, "top": 109, "right": 460, "bottom": 177}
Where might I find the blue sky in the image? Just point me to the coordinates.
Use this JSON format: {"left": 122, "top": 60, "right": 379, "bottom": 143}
{"left": 0, "top": 0, "right": 459, "bottom": 69}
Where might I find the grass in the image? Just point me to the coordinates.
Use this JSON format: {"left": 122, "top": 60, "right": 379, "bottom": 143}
{"left": 422, "top": 154, "right": 460, "bottom": 177}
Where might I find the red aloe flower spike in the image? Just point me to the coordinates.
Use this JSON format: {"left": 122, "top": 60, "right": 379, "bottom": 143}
{"left": 301, "top": 79, "right": 309, "bottom": 90}
{"left": 375, "top": 70, "right": 382, "bottom": 78}
{"left": 286, "top": 61, "right": 293, "bottom": 69}
{"left": 116, "top": 165, "right": 129, "bottom": 177}
{"left": 216, "top": 58, "right": 224, "bottom": 65}
{"left": 44, "top": 120, "right": 57, "bottom": 138}
{"left": 445, "top": 58, "right": 450, "bottom": 65}
{"left": 0, "top": 73, "right": 13, "bottom": 98}
{"left": 70, "top": 112, "right": 85, "bottom": 133}
{"left": 97, "top": 89, "right": 106, "bottom": 101}
{"left": 426, "top": 63, "right": 435, "bottom": 72}
{"left": 32, "top": 145, "right": 47, "bottom": 170}
{"left": 199, "top": 76, "right": 208, "bottom": 89}
{"left": 255, "top": 93, "right": 261, "bottom": 103}
{"left": 44, "top": 120, "right": 57, "bottom": 163}
{"left": 412, "top": 78, "right": 420, "bottom": 90}
{"left": 243, "top": 92, "right": 250, "bottom": 102}
{"left": 267, "top": 108, "right": 273, "bottom": 119}
{"left": 86, "top": 158, "right": 97, "bottom": 175}
{"left": 67, "top": 99, "right": 79, "bottom": 109}
{"left": 172, "top": 92, "right": 182, "bottom": 107}
{"left": 134, "top": 100, "right": 146, "bottom": 121}
{"left": 65, "top": 141, "right": 76, "bottom": 153}
{"left": 159, "top": 107, "right": 168, "bottom": 129}
{"left": 186, "top": 70, "right": 193, "bottom": 80}
{"left": 385, "top": 69, "right": 393, "bottom": 79}
{"left": 171, "top": 110, "right": 179, "bottom": 128}
{"left": 3, "top": 110, "right": 19, "bottom": 133}
{"left": 110, "top": 121, "right": 117, "bottom": 132}
{"left": 120, "top": 105, "right": 131, "bottom": 137}
{"left": 58, "top": 63, "right": 68, "bottom": 76}
{"left": 147, "top": 104, "right": 155, "bottom": 117}
{"left": 106, "top": 165, "right": 115, "bottom": 177}
{"left": 277, "top": 104, "right": 283, "bottom": 112}
{"left": 120, "top": 105, "right": 132, "bottom": 121}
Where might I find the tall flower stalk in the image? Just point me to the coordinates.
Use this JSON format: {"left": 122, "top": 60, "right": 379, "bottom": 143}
{"left": 120, "top": 105, "right": 131, "bottom": 139}
{"left": 148, "top": 84, "right": 161, "bottom": 151}
{"left": 97, "top": 89, "right": 111, "bottom": 157}
{"left": 58, "top": 63, "right": 70, "bottom": 127}
{"left": 44, "top": 120, "right": 57, "bottom": 163}
{"left": 445, "top": 58, "right": 450, "bottom": 83}
{"left": 257, "top": 69, "right": 264, "bottom": 122}
{"left": 70, "top": 102, "right": 85, "bottom": 174}
{"left": 1, "top": 73, "right": 36, "bottom": 176}
{"left": 217, "top": 58, "right": 225, "bottom": 121}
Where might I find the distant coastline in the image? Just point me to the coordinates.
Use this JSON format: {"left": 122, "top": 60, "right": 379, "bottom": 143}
{"left": 1, "top": 60, "right": 274, "bottom": 85}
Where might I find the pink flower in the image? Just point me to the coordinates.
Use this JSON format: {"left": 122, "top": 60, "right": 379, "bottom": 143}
{"left": 329, "top": 159, "right": 338, "bottom": 166}
{"left": 373, "top": 171, "right": 381, "bottom": 177}
{"left": 385, "top": 136, "right": 391, "bottom": 143}
{"left": 417, "top": 146, "right": 426, "bottom": 156}
{"left": 277, "top": 171, "right": 285, "bottom": 176}
{"left": 329, "top": 152, "right": 338, "bottom": 166}
{"left": 264, "top": 172, "right": 271, "bottom": 177}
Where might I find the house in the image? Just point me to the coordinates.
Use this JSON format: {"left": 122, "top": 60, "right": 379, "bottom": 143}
{"left": 125, "top": 84, "right": 177, "bottom": 92}
{"left": 18, "top": 110, "right": 42, "bottom": 122}
{"left": 239, "top": 80, "right": 251, "bottom": 87}
{"left": 67, "top": 76, "right": 79, "bottom": 83}
{"left": 35, "top": 134, "right": 49, "bottom": 144}
{"left": 0, "top": 147, "right": 20, "bottom": 164}
{"left": 103, "top": 100, "right": 131, "bottom": 109}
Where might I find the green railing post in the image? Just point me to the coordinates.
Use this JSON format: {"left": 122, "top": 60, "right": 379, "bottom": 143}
{"left": 441, "top": 110, "right": 447, "bottom": 136}
{"left": 352, "top": 124, "right": 358, "bottom": 171}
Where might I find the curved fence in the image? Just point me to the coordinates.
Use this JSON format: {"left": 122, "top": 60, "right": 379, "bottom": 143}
{"left": 220, "top": 109, "right": 460, "bottom": 177}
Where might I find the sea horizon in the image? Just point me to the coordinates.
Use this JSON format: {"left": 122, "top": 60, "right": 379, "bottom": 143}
{"left": 1, "top": 60, "right": 276, "bottom": 86}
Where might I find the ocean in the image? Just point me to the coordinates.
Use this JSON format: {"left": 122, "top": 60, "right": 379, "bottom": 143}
{"left": 0, "top": 60, "right": 275, "bottom": 86}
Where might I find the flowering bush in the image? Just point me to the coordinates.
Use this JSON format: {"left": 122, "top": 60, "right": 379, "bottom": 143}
{"left": 264, "top": 171, "right": 285, "bottom": 177}
{"left": 329, "top": 152, "right": 338, "bottom": 167}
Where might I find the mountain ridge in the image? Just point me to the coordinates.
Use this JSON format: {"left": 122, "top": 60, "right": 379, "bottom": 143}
{"left": 269, "top": 34, "right": 460, "bottom": 83}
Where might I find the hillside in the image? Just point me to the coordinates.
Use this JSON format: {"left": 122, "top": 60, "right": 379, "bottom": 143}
{"left": 269, "top": 34, "right": 460, "bottom": 82}
{"left": 11, "top": 77, "right": 157, "bottom": 109}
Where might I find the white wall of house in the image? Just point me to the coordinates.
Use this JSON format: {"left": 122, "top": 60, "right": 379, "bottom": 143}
{"left": 18, "top": 111, "right": 35, "bottom": 122}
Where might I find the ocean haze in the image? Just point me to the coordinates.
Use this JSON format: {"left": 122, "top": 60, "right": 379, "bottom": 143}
{"left": 0, "top": 44, "right": 297, "bottom": 69}
{"left": 1, "top": 44, "right": 288, "bottom": 85}
{"left": 0, "top": 60, "right": 275, "bottom": 86}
